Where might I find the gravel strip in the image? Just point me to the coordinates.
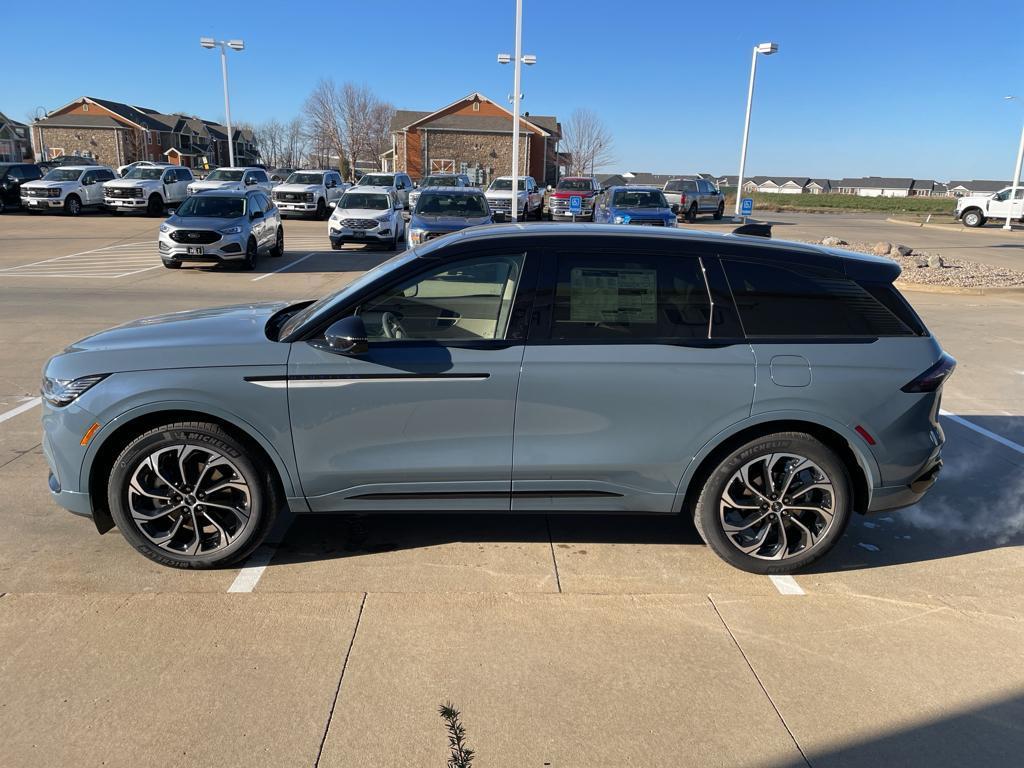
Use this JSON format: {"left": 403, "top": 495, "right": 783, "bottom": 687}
{"left": 799, "top": 239, "right": 1024, "bottom": 288}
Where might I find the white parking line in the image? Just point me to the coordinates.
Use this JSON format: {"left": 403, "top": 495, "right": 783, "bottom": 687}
{"left": 940, "top": 409, "right": 1024, "bottom": 456}
{"left": 0, "top": 397, "right": 41, "bottom": 425}
{"left": 252, "top": 252, "right": 316, "bottom": 282}
{"left": 227, "top": 513, "right": 294, "bottom": 592}
{"left": 0, "top": 242, "right": 158, "bottom": 279}
{"left": 769, "top": 575, "right": 805, "bottom": 595}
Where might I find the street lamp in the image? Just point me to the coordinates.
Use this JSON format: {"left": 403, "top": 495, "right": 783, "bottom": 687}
{"left": 1002, "top": 96, "right": 1024, "bottom": 231}
{"left": 200, "top": 37, "right": 245, "bottom": 167}
{"left": 734, "top": 41, "right": 779, "bottom": 219}
{"left": 497, "top": 0, "right": 536, "bottom": 221}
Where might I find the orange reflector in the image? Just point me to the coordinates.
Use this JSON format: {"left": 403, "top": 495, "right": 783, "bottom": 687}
{"left": 80, "top": 422, "right": 101, "bottom": 446}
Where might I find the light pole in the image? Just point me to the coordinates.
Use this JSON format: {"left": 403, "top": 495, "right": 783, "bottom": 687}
{"left": 200, "top": 37, "right": 245, "bottom": 168}
{"left": 734, "top": 41, "right": 778, "bottom": 219}
{"left": 1003, "top": 96, "right": 1024, "bottom": 231}
{"left": 497, "top": 0, "right": 536, "bottom": 221}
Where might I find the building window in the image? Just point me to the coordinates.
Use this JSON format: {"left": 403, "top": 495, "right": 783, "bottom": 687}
{"left": 472, "top": 101, "right": 480, "bottom": 112}
{"left": 81, "top": 103, "right": 89, "bottom": 112}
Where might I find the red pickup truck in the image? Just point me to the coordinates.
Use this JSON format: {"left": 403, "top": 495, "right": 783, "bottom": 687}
{"left": 546, "top": 176, "right": 602, "bottom": 221}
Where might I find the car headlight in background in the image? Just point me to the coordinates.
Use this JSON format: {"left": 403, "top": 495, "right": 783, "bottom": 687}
{"left": 376, "top": 213, "right": 392, "bottom": 223}
{"left": 408, "top": 229, "right": 428, "bottom": 245}
{"left": 48, "top": 188, "right": 62, "bottom": 198}
{"left": 613, "top": 214, "right": 630, "bottom": 224}
{"left": 219, "top": 225, "right": 243, "bottom": 234}
{"left": 41, "top": 374, "right": 108, "bottom": 407}
{"left": 159, "top": 223, "right": 171, "bottom": 233}
{"left": 187, "top": 186, "right": 196, "bottom": 195}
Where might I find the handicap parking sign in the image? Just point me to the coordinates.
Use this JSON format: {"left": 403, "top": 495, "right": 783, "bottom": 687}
{"left": 569, "top": 195, "right": 582, "bottom": 215}
{"left": 740, "top": 197, "right": 754, "bottom": 216}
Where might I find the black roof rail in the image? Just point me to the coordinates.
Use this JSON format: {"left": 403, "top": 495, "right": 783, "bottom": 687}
{"left": 732, "top": 223, "right": 772, "bottom": 238}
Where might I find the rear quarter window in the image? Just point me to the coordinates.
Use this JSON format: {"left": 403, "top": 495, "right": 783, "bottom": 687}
{"left": 722, "top": 257, "right": 916, "bottom": 338}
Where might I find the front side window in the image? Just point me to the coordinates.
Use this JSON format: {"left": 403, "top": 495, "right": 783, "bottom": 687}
{"left": 549, "top": 254, "right": 710, "bottom": 341}
{"left": 722, "top": 258, "right": 915, "bottom": 337}
{"left": 252, "top": 170, "right": 269, "bottom": 183}
{"left": 358, "top": 255, "right": 525, "bottom": 342}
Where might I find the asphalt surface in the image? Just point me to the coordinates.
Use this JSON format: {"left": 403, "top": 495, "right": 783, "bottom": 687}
{"left": 0, "top": 209, "right": 1022, "bottom": 767}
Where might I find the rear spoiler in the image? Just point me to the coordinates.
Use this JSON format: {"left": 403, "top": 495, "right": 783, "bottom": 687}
{"left": 731, "top": 223, "right": 772, "bottom": 238}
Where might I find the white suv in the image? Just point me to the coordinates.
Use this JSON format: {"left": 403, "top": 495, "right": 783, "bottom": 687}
{"left": 103, "top": 166, "right": 194, "bottom": 215}
{"left": 187, "top": 167, "right": 273, "bottom": 196}
{"left": 20, "top": 166, "right": 117, "bottom": 215}
{"left": 328, "top": 186, "right": 406, "bottom": 250}
{"left": 485, "top": 175, "right": 544, "bottom": 220}
{"left": 272, "top": 170, "right": 349, "bottom": 219}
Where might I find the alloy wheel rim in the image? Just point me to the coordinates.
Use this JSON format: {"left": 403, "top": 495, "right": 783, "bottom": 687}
{"left": 127, "top": 444, "right": 252, "bottom": 556}
{"left": 718, "top": 452, "right": 835, "bottom": 561}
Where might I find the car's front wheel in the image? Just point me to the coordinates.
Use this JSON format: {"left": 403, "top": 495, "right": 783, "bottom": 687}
{"left": 107, "top": 421, "right": 277, "bottom": 569}
{"left": 147, "top": 194, "right": 164, "bottom": 217}
{"left": 242, "top": 237, "right": 257, "bottom": 271}
{"left": 64, "top": 195, "right": 82, "bottom": 216}
{"left": 693, "top": 432, "right": 851, "bottom": 574}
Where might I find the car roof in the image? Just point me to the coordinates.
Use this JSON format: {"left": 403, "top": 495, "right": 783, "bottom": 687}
{"left": 345, "top": 185, "right": 392, "bottom": 193}
{"left": 417, "top": 186, "right": 483, "bottom": 194}
{"left": 52, "top": 165, "right": 110, "bottom": 172}
{"left": 607, "top": 185, "right": 661, "bottom": 193}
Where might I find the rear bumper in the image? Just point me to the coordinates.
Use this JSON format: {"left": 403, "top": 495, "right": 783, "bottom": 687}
{"left": 867, "top": 457, "right": 943, "bottom": 513}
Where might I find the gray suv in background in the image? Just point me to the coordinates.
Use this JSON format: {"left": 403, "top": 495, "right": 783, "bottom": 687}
{"left": 42, "top": 225, "right": 951, "bottom": 574}
{"left": 663, "top": 178, "right": 725, "bottom": 222}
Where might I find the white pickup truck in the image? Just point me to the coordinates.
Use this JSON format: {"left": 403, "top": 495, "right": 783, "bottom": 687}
{"left": 954, "top": 186, "right": 1024, "bottom": 227}
{"left": 484, "top": 175, "right": 543, "bottom": 220}
{"left": 272, "top": 169, "right": 348, "bottom": 219}
{"left": 103, "top": 166, "right": 194, "bottom": 215}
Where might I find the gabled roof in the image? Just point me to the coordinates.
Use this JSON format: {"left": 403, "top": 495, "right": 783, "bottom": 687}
{"left": 0, "top": 111, "right": 28, "bottom": 130}
{"left": 391, "top": 92, "right": 558, "bottom": 137}
{"left": 947, "top": 179, "right": 1011, "bottom": 190}
{"left": 833, "top": 176, "right": 914, "bottom": 189}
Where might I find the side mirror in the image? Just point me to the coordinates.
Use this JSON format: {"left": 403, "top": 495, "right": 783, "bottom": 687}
{"left": 546, "top": 184, "right": 552, "bottom": 191}
{"left": 166, "top": 209, "right": 176, "bottom": 217}
{"left": 492, "top": 211, "right": 507, "bottom": 223}
{"left": 246, "top": 178, "right": 256, "bottom": 185}
{"left": 328, "top": 200, "right": 337, "bottom": 209}
{"left": 323, "top": 315, "right": 368, "bottom": 355}
{"left": 670, "top": 203, "right": 680, "bottom": 214}
{"left": 251, "top": 210, "right": 264, "bottom": 220}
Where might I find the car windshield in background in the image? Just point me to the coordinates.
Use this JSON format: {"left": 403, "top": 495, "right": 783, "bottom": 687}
{"left": 613, "top": 190, "right": 668, "bottom": 208}
{"left": 490, "top": 179, "right": 526, "bottom": 191}
{"left": 340, "top": 193, "right": 390, "bottom": 210}
{"left": 360, "top": 175, "right": 393, "bottom": 186}
{"left": 175, "top": 196, "right": 246, "bottom": 218}
{"left": 415, "top": 193, "right": 488, "bottom": 216}
{"left": 422, "top": 176, "right": 459, "bottom": 187}
{"left": 43, "top": 169, "right": 82, "bottom": 181}
{"left": 126, "top": 168, "right": 165, "bottom": 180}
{"left": 664, "top": 180, "right": 694, "bottom": 192}
{"left": 557, "top": 179, "right": 592, "bottom": 191}
{"left": 206, "top": 170, "right": 244, "bottom": 182}
{"left": 286, "top": 173, "right": 324, "bottom": 185}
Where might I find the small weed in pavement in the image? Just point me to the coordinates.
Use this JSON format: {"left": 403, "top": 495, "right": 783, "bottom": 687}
{"left": 439, "top": 702, "right": 475, "bottom": 768}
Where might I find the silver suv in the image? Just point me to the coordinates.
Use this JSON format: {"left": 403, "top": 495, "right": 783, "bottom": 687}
{"left": 41, "top": 225, "right": 951, "bottom": 573}
{"left": 158, "top": 189, "right": 283, "bottom": 270}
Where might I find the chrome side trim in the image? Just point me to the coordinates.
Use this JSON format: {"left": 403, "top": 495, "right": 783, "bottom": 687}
{"left": 247, "top": 374, "right": 490, "bottom": 389}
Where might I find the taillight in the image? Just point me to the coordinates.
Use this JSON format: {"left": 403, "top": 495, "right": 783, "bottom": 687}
{"left": 680, "top": 194, "right": 687, "bottom": 204}
{"left": 901, "top": 352, "right": 956, "bottom": 393}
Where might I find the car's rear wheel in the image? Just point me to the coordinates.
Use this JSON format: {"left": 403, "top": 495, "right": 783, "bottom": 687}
{"left": 714, "top": 202, "right": 725, "bottom": 220}
{"left": 962, "top": 209, "right": 985, "bottom": 228}
{"left": 693, "top": 432, "right": 851, "bottom": 574}
{"left": 64, "top": 195, "right": 82, "bottom": 216}
{"left": 242, "top": 237, "right": 257, "bottom": 271}
{"left": 107, "top": 421, "right": 277, "bottom": 569}
{"left": 270, "top": 225, "right": 284, "bottom": 257}
{"left": 147, "top": 194, "right": 164, "bottom": 217}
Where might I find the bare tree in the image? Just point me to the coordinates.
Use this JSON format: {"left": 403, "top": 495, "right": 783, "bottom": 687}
{"left": 303, "top": 79, "right": 347, "bottom": 171}
{"left": 561, "top": 108, "right": 615, "bottom": 176}
{"left": 250, "top": 119, "right": 286, "bottom": 168}
{"left": 284, "top": 117, "right": 307, "bottom": 168}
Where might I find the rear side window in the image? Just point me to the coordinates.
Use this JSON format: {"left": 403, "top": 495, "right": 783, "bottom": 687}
{"left": 722, "top": 258, "right": 915, "bottom": 337}
{"left": 549, "top": 254, "right": 710, "bottom": 341}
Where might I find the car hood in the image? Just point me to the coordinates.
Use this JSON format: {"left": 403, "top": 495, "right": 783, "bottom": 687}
{"left": 410, "top": 214, "right": 492, "bottom": 231}
{"left": 485, "top": 189, "right": 526, "bottom": 200}
{"left": 105, "top": 179, "right": 160, "bottom": 189}
{"left": 23, "top": 180, "right": 74, "bottom": 189}
{"left": 610, "top": 207, "right": 672, "bottom": 218}
{"left": 332, "top": 207, "right": 390, "bottom": 220}
{"left": 191, "top": 180, "right": 244, "bottom": 191}
{"left": 551, "top": 190, "right": 596, "bottom": 198}
{"left": 167, "top": 214, "right": 245, "bottom": 230}
{"left": 274, "top": 183, "right": 320, "bottom": 194}
{"left": 956, "top": 194, "right": 992, "bottom": 205}
{"left": 48, "top": 302, "right": 291, "bottom": 379}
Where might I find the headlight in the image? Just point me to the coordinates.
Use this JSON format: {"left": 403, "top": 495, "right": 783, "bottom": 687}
{"left": 159, "top": 223, "right": 171, "bottom": 233}
{"left": 219, "top": 225, "right": 243, "bottom": 234}
{"left": 48, "top": 188, "right": 61, "bottom": 198}
{"left": 41, "top": 374, "right": 107, "bottom": 407}
{"left": 187, "top": 186, "right": 196, "bottom": 195}
{"left": 613, "top": 214, "right": 629, "bottom": 224}
{"left": 408, "top": 229, "right": 427, "bottom": 245}
{"left": 376, "top": 213, "right": 392, "bottom": 222}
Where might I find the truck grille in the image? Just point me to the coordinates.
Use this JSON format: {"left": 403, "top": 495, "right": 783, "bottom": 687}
{"left": 487, "top": 198, "right": 511, "bottom": 211}
{"left": 274, "top": 191, "right": 313, "bottom": 202}
{"left": 106, "top": 187, "right": 143, "bottom": 198}
{"left": 24, "top": 188, "right": 50, "bottom": 197}
{"left": 169, "top": 229, "right": 220, "bottom": 244}
{"left": 340, "top": 218, "right": 379, "bottom": 230}
{"left": 550, "top": 197, "right": 593, "bottom": 213}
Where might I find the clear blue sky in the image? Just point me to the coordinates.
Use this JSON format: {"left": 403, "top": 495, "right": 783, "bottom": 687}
{"left": 5, "top": 0, "right": 1023, "bottom": 180}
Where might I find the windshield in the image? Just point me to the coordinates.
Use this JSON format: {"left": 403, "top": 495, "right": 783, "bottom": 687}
{"left": 286, "top": 172, "right": 324, "bottom": 185}
{"left": 175, "top": 195, "right": 246, "bottom": 218}
{"left": 126, "top": 168, "right": 165, "bottom": 180}
{"left": 556, "top": 179, "right": 592, "bottom": 191}
{"left": 612, "top": 189, "right": 668, "bottom": 208}
{"left": 422, "top": 176, "right": 459, "bottom": 187}
{"left": 415, "top": 193, "right": 488, "bottom": 217}
{"left": 279, "top": 251, "right": 418, "bottom": 340}
{"left": 664, "top": 180, "right": 692, "bottom": 192}
{"left": 43, "top": 169, "right": 82, "bottom": 182}
{"left": 489, "top": 178, "right": 526, "bottom": 191}
{"left": 359, "top": 174, "right": 394, "bottom": 186}
{"left": 206, "top": 169, "right": 244, "bottom": 182}
{"left": 339, "top": 192, "right": 390, "bottom": 210}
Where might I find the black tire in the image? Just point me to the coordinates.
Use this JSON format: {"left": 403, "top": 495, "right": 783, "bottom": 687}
{"left": 109, "top": 207, "right": 122, "bottom": 215}
{"left": 242, "top": 237, "right": 257, "bottom": 271}
{"left": 692, "top": 432, "right": 851, "bottom": 574}
{"left": 146, "top": 194, "right": 164, "bottom": 217}
{"left": 686, "top": 203, "right": 698, "bottom": 223}
{"left": 162, "top": 259, "right": 182, "bottom": 269}
{"left": 315, "top": 198, "right": 327, "bottom": 220}
{"left": 64, "top": 195, "right": 82, "bottom": 216}
{"left": 331, "top": 240, "right": 342, "bottom": 251}
{"left": 270, "top": 225, "right": 284, "bottom": 257}
{"left": 107, "top": 421, "right": 277, "bottom": 569}
{"left": 961, "top": 208, "right": 985, "bottom": 228}
{"left": 714, "top": 202, "right": 724, "bottom": 220}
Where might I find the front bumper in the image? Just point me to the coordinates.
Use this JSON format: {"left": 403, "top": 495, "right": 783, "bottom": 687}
{"left": 22, "top": 197, "right": 64, "bottom": 209}
{"left": 277, "top": 201, "right": 318, "bottom": 213}
{"left": 329, "top": 223, "right": 393, "bottom": 245}
{"left": 42, "top": 398, "right": 97, "bottom": 518}
{"left": 105, "top": 197, "right": 147, "bottom": 209}
{"left": 159, "top": 232, "right": 248, "bottom": 262}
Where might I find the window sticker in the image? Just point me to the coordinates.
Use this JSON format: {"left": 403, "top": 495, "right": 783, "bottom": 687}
{"left": 569, "top": 267, "right": 657, "bottom": 323}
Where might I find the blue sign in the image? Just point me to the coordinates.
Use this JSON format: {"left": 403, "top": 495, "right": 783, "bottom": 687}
{"left": 740, "top": 197, "right": 754, "bottom": 216}
{"left": 569, "top": 195, "right": 583, "bottom": 215}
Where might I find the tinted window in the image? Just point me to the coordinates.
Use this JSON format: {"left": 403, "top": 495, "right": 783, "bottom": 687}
{"left": 415, "top": 192, "right": 488, "bottom": 216}
{"left": 252, "top": 170, "right": 269, "bottom": 183}
{"left": 6, "top": 166, "right": 24, "bottom": 181}
{"left": 723, "top": 258, "right": 915, "bottom": 337}
{"left": 175, "top": 195, "right": 246, "bottom": 218}
{"left": 556, "top": 179, "right": 593, "bottom": 191}
{"left": 550, "top": 254, "right": 710, "bottom": 341}
{"left": 611, "top": 189, "right": 668, "bottom": 208}
{"left": 97, "top": 170, "right": 115, "bottom": 182}
{"left": 340, "top": 192, "right": 391, "bottom": 210}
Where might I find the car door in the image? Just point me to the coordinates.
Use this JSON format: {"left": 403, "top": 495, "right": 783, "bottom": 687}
{"left": 247, "top": 193, "right": 267, "bottom": 247}
{"left": 286, "top": 248, "right": 537, "bottom": 511}
{"left": 172, "top": 169, "right": 193, "bottom": 202}
{"left": 697, "top": 180, "right": 712, "bottom": 211}
{"left": 511, "top": 244, "right": 755, "bottom": 513}
{"left": 80, "top": 170, "right": 102, "bottom": 205}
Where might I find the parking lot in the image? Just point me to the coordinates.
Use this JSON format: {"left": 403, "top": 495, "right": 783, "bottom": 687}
{"left": 1, "top": 210, "right": 1022, "bottom": 767}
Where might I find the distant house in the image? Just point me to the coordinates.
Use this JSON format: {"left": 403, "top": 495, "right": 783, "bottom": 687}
{"left": 741, "top": 176, "right": 811, "bottom": 194}
{"left": 946, "top": 180, "right": 1011, "bottom": 197}
{"left": 806, "top": 179, "right": 832, "bottom": 194}
{"left": 0, "top": 111, "right": 33, "bottom": 162}
{"left": 910, "top": 179, "right": 938, "bottom": 197}
{"left": 833, "top": 177, "right": 914, "bottom": 197}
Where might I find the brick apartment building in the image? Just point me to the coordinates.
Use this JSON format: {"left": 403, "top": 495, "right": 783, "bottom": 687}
{"left": 0, "top": 112, "right": 33, "bottom": 162}
{"left": 382, "top": 92, "right": 560, "bottom": 186}
{"left": 31, "top": 96, "right": 259, "bottom": 169}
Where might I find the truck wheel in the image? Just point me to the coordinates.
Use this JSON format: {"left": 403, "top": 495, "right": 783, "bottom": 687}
{"left": 686, "top": 203, "right": 698, "bottom": 223}
{"left": 961, "top": 209, "right": 985, "bottom": 228}
{"left": 315, "top": 198, "right": 327, "bottom": 220}
{"left": 64, "top": 195, "right": 82, "bottom": 216}
{"left": 714, "top": 202, "right": 725, "bottom": 220}
{"left": 147, "top": 194, "right": 165, "bottom": 217}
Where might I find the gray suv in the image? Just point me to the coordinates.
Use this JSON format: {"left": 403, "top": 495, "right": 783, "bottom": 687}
{"left": 41, "top": 225, "right": 951, "bottom": 573}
